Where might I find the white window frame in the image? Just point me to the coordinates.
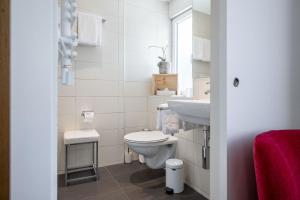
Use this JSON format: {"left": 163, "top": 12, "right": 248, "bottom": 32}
{"left": 171, "top": 9, "right": 193, "bottom": 73}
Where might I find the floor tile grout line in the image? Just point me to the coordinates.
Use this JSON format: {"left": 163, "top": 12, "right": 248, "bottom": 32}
{"left": 105, "top": 166, "right": 131, "bottom": 200}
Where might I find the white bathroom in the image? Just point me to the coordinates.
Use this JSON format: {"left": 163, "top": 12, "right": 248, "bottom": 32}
{"left": 58, "top": 0, "right": 211, "bottom": 199}
{"left": 6, "top": 0, "right": 300, "bottom": 199}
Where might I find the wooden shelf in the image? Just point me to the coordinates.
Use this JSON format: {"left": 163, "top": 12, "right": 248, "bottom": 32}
{"left": 152, "top": 74, "right": 178, "bottom": 95}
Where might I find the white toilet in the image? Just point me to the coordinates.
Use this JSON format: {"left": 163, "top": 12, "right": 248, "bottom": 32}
{"left": 124, "top": 131, "right": 178, "bottom": 169}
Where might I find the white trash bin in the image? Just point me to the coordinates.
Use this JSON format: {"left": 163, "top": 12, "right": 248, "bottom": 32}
{"left": 166, "top": 159, "right": 184, "bottom": 194}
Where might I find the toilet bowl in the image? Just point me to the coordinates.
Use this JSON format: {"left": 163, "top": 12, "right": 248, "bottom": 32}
{"left": 124, "top": 131, "right": 177, "bottom": 169}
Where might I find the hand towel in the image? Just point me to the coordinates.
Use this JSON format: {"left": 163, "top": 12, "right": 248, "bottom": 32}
{"left": 156, "top": 104, "right": 169, "bottom": 130}
{"left": 161, "top": 110, "right": 180, "bottom": 135}
{"left": 193, "top": 36, "right": 211, "bottom": 62}
{"left": 77, "top": 12, "right": 102, "bottom": 46}
{"left": 202, "top": 38, "right": 211, "bottom": 62}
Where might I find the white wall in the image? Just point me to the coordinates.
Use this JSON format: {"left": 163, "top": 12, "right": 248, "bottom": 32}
{"left": 225, "top": 0, "right": 300, "bottom": 199}
{"left": 124, "top": 0, "right": 171, "bottom": 134}
{"left": 58, "top": 0, "right": 125, "bottom": 173}
{"left": 10, "top": 0, "right": 57, "bottom": 199}
{"left": 58, "top": 0, "right": 172, "bottom": 172}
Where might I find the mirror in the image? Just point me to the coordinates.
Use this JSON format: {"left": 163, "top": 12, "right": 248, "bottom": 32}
{"left": 192, "top": 0, "right": 211, "bottom": 99}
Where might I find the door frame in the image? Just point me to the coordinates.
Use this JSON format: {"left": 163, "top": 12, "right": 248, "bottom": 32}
{"left": 0, "top": 0, "right": 10, "bottom": 199}
{"left": 210, "top": 0, "right": 227, "bottom": 199}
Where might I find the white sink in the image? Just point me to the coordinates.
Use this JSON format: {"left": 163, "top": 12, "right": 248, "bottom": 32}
{"left": 167, "top": 99, "right": 210, "bottom": 125}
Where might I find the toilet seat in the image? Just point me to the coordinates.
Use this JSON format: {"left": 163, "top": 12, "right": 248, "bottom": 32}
{"left": 124, "top": 131, "right": 169, "bottom": 144}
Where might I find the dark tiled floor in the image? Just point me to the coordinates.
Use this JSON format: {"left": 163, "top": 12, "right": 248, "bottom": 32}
{"left": 58, "top": 161, "right": 208, "bottom": 200}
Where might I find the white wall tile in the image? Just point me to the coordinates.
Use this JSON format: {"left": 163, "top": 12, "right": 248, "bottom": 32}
{"left": 148, "top": 112, "right": 158, "bottom": 131}
{"left": 58, "top": 97, "right": 76, "bottom": 115}
{"left": 147, "top": 96, "right": 170, "bottom": 112}
{"left": 177, "top": 129, "right": 194, "bottom": 141}
{"left": 194, "top": 165, "right": 210, "bottom": 197}
{"left": 125, "top": 112, "right": 148, "bottom": 128}
{"left": 76, "top": 80, "right": 121, "bottom": 97}
{"left": 58, "top": 80, "right": 76, "bottom": 97}
{"left": 58, "top": 114, "right": 76, "bottom": 132}
{"left": 124, "top": 81, "right": 151, "bottom": 97}
{"left": 75, "top": 61, "right": 123, "bottom": 81}
{"left": 75, "top": 32, "right": 119, "bottom": 64}
{"left": 99, "top": 145, "right": 124, "bottom": 167}
{"left": 76, "top": 97, "right": 123, "bottom": 114}
{"left": 184, "top": 161, "right": 195, "bottom": 186}
{"left": 174, "top": 127, "right": 209, "bottom": 196}
{"left": 125, "top": 127, "right": 146, "bottom": 134}
{"left": 78, "top": 113, "right": 124, "bottom": 130}
{"left": 99, "top": 129, "right": 124, "bottom": 146}
{"left": 124, "top": 97, "right": 147, "bottom": 112}
{"left": 77, "top": 0, "right": 120, "bottom": 19}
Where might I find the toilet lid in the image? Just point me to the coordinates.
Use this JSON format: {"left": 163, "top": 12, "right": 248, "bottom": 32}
{"left": 124, "top": 131, "right": 169, "bottom": 143}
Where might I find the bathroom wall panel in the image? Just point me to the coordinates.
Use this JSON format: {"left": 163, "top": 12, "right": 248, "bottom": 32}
{"left": 99, "top": 145, "right": 124, "bottom": 167}
{"left": 76, "top": 97, "right": 123, "bottom": 114}
{"left": 58, "top": 80, "right": 76, "bottom": 97}
{"left": 124, "top": 81, "right": 151, "bottom": 97}
{"left": 75, "top": 32, "right": 120, "bottom": 64}
{"left": 76, "top": 80, "right": 121, "bottom": 97}
{"left": 58, "top": 0, "right": 125, "bottom": 174}
{"left": 99, "top": 129, "right": 125, "bottom": 146}
{"left": 123, "top": 0, "right": 171, "bottom": 137}
{"left": 125, "top": 112, "right": 148, "bottom": 128}
{"left": 58, "top": 115, "right": 76, "bottom": 133}
{"left": 75, "top": 61, "right": 123, "bottom": 81}
{"left": 77, "top": 0, "right": 120, "bottom": 19}
{"left": 124, "top": 97, "right": 148, "bottom": 112}
{"left": 78, "top": 113, "right": 124, "bottom": 131}
{"left": 175, "top": 129, "right": 210, "bottom": 198}
{"left": 58, "top": 97, "right": 76, "bottom": 115}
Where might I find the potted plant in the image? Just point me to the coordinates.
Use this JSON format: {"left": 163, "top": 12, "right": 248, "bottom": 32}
{"left": 149, "top": 44, "right": 170, "bottom": 74}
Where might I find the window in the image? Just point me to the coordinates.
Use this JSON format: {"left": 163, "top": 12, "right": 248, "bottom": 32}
{"left": 172, "top": 10, "right": 193, "bottom": 96}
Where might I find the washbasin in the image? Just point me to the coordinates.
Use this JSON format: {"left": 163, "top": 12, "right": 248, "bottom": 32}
{"left": 167, "top": 99, "right": 210, "bottom": 125}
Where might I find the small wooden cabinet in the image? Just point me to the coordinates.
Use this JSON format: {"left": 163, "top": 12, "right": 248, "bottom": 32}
{"left": 152, "top": 74, "right": 178, "bottom": 95}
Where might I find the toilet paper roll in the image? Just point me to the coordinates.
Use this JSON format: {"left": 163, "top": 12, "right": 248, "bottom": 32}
{"left": 82, "top": 111, "right": 94, "bottom": 123}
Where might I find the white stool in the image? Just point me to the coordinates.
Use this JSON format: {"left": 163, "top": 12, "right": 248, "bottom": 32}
{"left": 64, "top": 129, "right": 100, "bottom": 185}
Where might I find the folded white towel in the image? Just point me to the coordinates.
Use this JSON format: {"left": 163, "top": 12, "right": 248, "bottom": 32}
{"left": 202, "top": 38, "right": 211, "bottom": 62}
{"left": 193, "top": 36, "right": 211, "bottom": 62}
{"left": 77, "top": 12, "right": 102, "bottom": 46}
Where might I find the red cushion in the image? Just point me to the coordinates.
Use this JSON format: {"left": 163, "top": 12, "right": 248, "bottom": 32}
{"left": 254, "top": 130, "right": 300, "bottom": 200}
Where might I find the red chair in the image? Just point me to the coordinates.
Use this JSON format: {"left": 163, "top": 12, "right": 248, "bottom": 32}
{"left": 254, "top": 130, "right": 300, "bottom": 200}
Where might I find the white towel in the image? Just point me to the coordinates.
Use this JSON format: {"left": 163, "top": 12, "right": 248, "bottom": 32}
{"left": 193, "top": 36, "right": 211, "bottom": 62}
{"left": 161, "top": 110, "right": 180, "bottom": 135}
{"left": 77, "top": 12, "right": 102, "bottom": 46}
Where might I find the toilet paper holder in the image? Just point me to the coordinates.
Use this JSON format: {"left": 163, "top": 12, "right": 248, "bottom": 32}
{"left": 81, "top": 111, "right": 95, "bottom": 123}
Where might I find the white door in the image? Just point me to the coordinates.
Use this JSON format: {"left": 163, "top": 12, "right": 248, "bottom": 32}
{"left": 211, "top": 0, "right": 300, "bottom": 199}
